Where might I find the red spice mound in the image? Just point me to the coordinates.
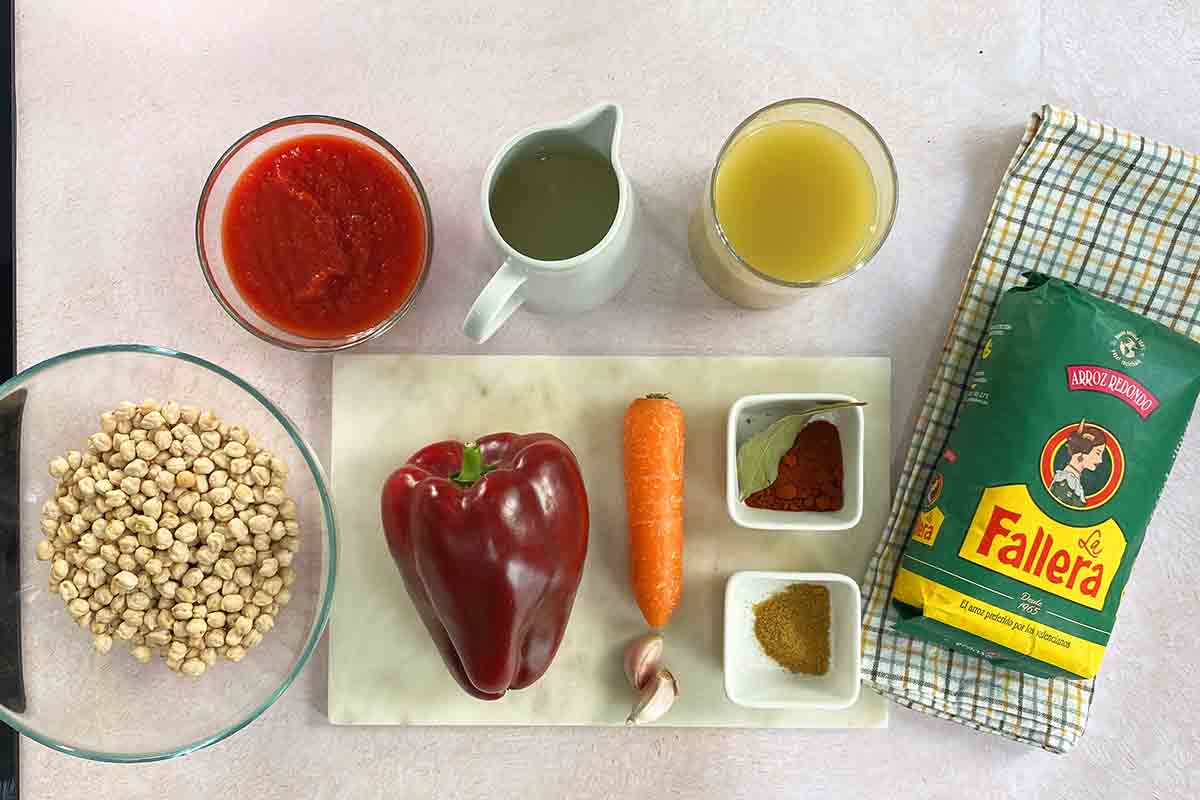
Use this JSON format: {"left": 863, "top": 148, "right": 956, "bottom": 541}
{"left": 745, "top": 420, "right": 844, "bottom": 512}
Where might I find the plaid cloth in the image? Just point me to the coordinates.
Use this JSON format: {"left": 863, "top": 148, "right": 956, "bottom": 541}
{"left": 860, "top": 105, "right": 1200, "bottom": 754}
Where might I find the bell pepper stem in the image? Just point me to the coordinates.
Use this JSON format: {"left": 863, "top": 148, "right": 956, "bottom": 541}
{"left": 452, "top": 442, "right": 495, "bottom": 486}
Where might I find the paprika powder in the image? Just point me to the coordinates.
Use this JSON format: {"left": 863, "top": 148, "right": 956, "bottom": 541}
{"left": 744, "top": 420, "right": 843, "bottom": 512}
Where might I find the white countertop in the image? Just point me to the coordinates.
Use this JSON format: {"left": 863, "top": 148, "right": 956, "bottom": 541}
{"left": 14, "top": 1, "right": 1200, "bottom": 797}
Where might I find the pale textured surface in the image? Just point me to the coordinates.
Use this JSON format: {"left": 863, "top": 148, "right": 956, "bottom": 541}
{"left": 330, "top": 355, "right": 889, "bottom": 727}
{"left": 12, "top": 0, "right": 1200, "bottom": 797}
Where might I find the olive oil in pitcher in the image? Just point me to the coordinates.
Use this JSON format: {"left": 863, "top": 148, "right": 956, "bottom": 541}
{"left": 489, "top": 136, "right": 620, "bottom": 262}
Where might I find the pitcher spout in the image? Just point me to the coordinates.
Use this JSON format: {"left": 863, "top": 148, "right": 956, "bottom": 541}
{"left": 572, "top": 103, "right": 622, "bottom": 161}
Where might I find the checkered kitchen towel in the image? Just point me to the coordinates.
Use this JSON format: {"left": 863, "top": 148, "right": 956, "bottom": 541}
{"left": 860, "top": 105, "right": 1200, "bottom": 754}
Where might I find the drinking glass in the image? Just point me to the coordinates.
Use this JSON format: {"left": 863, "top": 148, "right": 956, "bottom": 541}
{"left": 688, "top": 98, "right": 898, "bottom": 309}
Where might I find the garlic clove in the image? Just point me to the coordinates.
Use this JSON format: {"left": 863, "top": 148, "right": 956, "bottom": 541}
{"left": 626, "top": 668, "right": 678, "bottom": 725}
{"left": 623, "top": 632, "right": 665, "bottom": 690}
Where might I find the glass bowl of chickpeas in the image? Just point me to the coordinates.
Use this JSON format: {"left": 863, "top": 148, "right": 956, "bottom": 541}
{"left": 0, "top": 344, "right": 336, "bottom": 761}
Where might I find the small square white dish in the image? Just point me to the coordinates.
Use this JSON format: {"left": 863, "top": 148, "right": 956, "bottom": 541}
{"left": 726, "top": 393, "right": 865, "bottom": 531}
{"left": 723, "top": 571, "right": 862, "bottom": 710}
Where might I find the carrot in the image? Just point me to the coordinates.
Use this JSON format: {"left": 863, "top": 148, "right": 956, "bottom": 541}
{"left": 622, "top": 393, "right": 685, "bottom": 628}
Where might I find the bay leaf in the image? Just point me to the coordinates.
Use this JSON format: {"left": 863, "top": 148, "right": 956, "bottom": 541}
{"left": 735, "top": 401, "right": 866, "bottom": 501}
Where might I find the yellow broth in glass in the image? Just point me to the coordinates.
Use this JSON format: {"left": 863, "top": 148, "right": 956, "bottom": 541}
{"left": 689, "top": 99, "right": 897, "bottom": 308}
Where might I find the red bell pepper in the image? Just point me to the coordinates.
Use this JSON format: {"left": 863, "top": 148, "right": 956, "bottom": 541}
{"left": 380, "top": 433, "right": 589, "bottom": 700}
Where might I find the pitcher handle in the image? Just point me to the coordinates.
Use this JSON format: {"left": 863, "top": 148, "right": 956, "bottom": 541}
{"left": 463, "top": 258, "right": 528, "bottom": 343}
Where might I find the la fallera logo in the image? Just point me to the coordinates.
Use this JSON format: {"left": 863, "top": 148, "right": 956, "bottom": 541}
{"left": 960, "top": 485, "right": 1126, "bottom": 611}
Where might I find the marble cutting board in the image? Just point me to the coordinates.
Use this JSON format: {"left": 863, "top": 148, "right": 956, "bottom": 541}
{"left": 329, "top": 355, "right": 890, "bottom": 728}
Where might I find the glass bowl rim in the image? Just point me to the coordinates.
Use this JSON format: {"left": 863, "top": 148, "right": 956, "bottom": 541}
{"left": 0, "top": 343, "right": 337, "bottom": 763}
{"left": 195, "top": 114, "right": 435, "bottom": 353}
{"left": 706, "top": 97, "right": 900, "bottom": 290}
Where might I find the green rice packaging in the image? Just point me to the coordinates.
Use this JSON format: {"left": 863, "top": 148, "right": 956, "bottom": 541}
{"left": 892, "top": 273, "right": 1200, "bottom": 679}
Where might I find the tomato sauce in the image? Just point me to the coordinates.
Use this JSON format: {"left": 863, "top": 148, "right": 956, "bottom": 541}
{"left": 221, "top": 134, "right": 427, "bottom": 339}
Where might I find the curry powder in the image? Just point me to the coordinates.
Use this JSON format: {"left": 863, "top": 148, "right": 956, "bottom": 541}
{"left": 753, "top": 583, "right": 830, "bottom": 675}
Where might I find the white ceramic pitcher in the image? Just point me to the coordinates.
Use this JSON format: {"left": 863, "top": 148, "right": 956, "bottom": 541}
{"left": 463, "top": 103, "right": 637, "bottom": 343}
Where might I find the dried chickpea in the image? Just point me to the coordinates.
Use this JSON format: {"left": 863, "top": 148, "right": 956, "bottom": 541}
{"left": 227, "top": 517, "right": 250, "bottom": 543}
{"left": 195, "top": 546, "right": 219, "bottom": 567}
{"left": 249, "top": 465, "right": 271, "bottom": 486}
{"left": 155, "top": 470, "right": 176, "bottom": 493}
{"left": 142, "top": 497, "right": 162, "bottom": 519}
{"left": 213, "top": 558, "right": 236, "bottom": 581}
{"left": 139, "top": 411, "right": 165, "bottom": 430}
{"left": 88, "top": 432, "right": 113, "bottom": 453}
{"left": 233, "top": 546, "right": 257, "bottom": 567}
{"left": 168, "top": 540, "right": 190, "bottom": 563}
{"left": 113, "top": 571, "right": 138, "bottom": 593}
{"left": 177, "top": 491, "right": 199, "bottom": 515}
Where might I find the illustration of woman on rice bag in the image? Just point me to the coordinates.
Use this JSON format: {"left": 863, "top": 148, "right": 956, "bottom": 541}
{"left": 1050, "top": 420, "right": 1108, "bottom": 507}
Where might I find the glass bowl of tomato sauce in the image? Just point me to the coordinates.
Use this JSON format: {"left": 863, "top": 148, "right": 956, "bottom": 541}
{"left": 196, "top": 116, "right": 433, "bottom": 351}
